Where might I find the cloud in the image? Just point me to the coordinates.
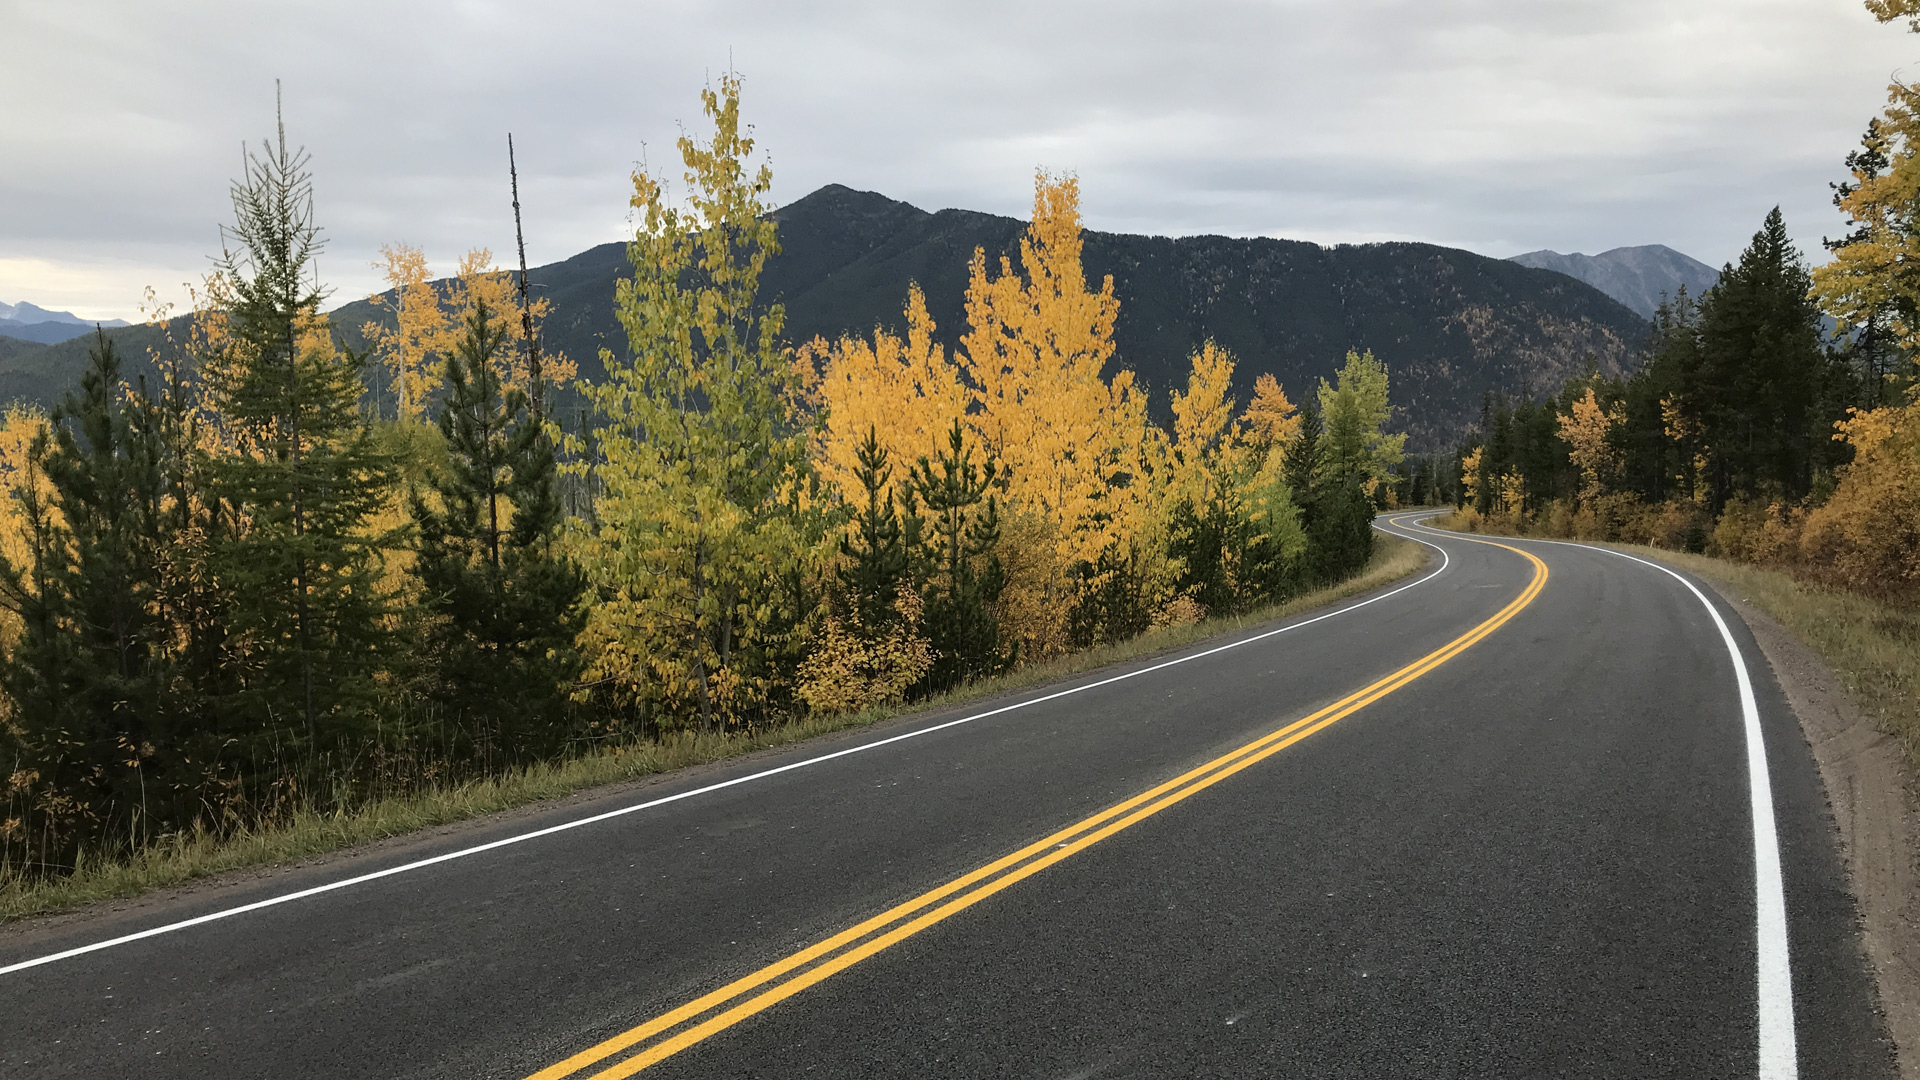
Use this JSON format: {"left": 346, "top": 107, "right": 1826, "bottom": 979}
{"left": 2, "top": 0, "right": 1910, "bottom": 319}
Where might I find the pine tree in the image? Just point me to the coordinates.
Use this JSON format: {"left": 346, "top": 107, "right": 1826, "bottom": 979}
{"left": 1690, "top": 208, "right": 1848, "bottom": 505}
{"left": 412, "top": 297, "right": 584, "bottom": 757}
{"left": 910, "top": 420, "right": 1013, "bottom": 691}
{"left": 1282, "top": 402, "right": 1323, "bottom": 507}
{"left": 836, "top": 427, "right": 915, "bottom": 632}
{"left": 200, "top": 97, "right": 395, "bottom": 744}
{"left": 0, "top": 333, "right": 174, "bottom": 861}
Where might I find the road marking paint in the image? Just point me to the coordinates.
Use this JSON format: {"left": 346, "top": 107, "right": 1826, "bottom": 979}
{"left": 0, "top": 519, "right": 1449, "bottom": 979}
{"left": 1404, "top": 520, "right": 1797, "bottom": 1079}
{"left": 525, "top": 532, "right": 1544, "bottom": 1079}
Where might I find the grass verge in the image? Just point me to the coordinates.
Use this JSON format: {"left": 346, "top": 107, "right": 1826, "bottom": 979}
{"left": 0, "top": 533, "right": 1428, "bottom": 925}
{"left": 1429, "top": 510, "right": 1920, "bottom": 786}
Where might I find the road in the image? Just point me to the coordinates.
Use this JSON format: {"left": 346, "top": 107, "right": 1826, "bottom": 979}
{"left": 0, "top": 514, "right": 1897, "bottom": 1078}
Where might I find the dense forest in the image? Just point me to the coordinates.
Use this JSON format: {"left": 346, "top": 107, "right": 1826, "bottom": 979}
{"left": 0, "top": 78, "right": 1406, "bottom": 878}
{"left": 1448, "top": 2, "right": 1920, "bottom": 610}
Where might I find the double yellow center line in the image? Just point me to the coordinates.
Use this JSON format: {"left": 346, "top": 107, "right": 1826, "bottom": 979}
{"left": 528, "top": 534, "right": 1547, "bottom": 1079}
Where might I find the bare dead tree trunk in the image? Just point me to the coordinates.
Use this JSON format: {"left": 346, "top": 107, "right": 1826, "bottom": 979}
{"left": 509, "top": 134, "right": 545, "bottom": 427}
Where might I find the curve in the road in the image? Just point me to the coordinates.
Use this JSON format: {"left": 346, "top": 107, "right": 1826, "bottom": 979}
{"left": 524, "top": 526, "right": 1547, "bottom": 1080}
{"left": 0, "top": 517, "right": 1454, "bottom": 981}
{"left": 1410, "top": 520, "right": 1797, "bottom": 1079}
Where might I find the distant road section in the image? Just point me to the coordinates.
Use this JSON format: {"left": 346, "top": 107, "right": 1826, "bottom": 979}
{"left": 0, "top": 515, "right": 1895, "bottom": 1078}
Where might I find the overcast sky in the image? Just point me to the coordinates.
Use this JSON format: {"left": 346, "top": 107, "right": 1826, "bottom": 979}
{"left": 3, "top": 0, "right": 1913, "bottom": 322}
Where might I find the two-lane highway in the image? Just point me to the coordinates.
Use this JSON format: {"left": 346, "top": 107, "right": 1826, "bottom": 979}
{"left": 0, "top": 515, "right": 1896, "bottom": 1077}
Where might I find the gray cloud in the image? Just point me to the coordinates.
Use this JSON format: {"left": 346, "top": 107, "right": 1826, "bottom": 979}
{"left": 2, "top": 0, "right": 1910, "bottom": 320}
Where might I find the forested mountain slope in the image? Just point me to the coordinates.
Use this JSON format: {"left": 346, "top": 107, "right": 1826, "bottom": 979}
{"left": 0, "top": 184, "right": 1650, "bottom": 449}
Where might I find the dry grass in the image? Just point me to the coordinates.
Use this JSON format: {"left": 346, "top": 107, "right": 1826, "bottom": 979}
{"left": 0, "top": 533, "right": 1428, "bottom": 923}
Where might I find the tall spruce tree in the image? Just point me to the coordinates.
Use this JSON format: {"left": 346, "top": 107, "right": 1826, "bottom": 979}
{"left": 1686, "top": 208, "right": 1849, "bottom": 505}
{"left": 0, "top": 333, "right": 174, "bottom": 861}
{"left": 910, "top": 420, "right": 1012, "bottom": 691}
{"left": 412, "top": 297, "right": 585, "bottom": 757}
{"left": 836, "top": 427, "right": 915, "bottom": 631}
{"left": 1282, "top": 402, "right": 1323, "bottom": 507}
{"left": 1283, "top": 400, "right": 1370, "bottom": 582}
{"left": 201, "top": 99, "right": 394, "bottom": 745}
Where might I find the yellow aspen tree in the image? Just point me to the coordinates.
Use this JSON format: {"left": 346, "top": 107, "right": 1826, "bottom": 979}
{"left": 448, "top": 248, "right": 577, "bottom": 405}
{"left": 1498, "top": 469, "right": 1527, "bottom": 518}
{"left": 812, "top": 284, "right": 971, "bottom": 501}
{"left": 960, "top": 172, "right": 1151, "bottom": 654}
{"left": 0, "top": 407, "right": 52, "bottom": 577}
{"left": 1558, "top": 387, "right": 1624, "bottom": 505}
{"left": 1168, "top": 340, "right": 1243, "bottom": 510}
{"left": 1241, "top": 373, "right": 1299, "bottom": 447}
{"left": 1460, "top": 446, "right": 1483, "bottom": 507}
{"left": 1800, "top": 399, "right": 1920, "bottom": 595}
{"left": 364, "top": 243, "right": 447, "bottom": 422}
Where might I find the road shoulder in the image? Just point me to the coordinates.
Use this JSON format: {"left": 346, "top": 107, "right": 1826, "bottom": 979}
{"left": 1701, "top": 580, "right": 1920, "bottom": 1080}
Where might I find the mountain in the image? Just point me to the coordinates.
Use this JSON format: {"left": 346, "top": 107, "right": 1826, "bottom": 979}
{"left": 0, "top": 334, "right": 45, "bottom": 366}
{"left": 0, "top": 186, "right": 1652, "bottom": 450}
{"left": 1507, "top": 246, "right": 1719, "bottom": 320}
{"left": 0, "top": 300, "right": 128, "bottom": 327}
{"left": 0, "top": 301, "right": 131, "bottom": 345}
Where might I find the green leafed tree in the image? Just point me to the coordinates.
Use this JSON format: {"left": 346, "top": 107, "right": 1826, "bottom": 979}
{"left": 576, "top": 73, "right": 813, "bottom": 732}
{"left": 1318, "top": 349, "right": 1406, "bottom": 498}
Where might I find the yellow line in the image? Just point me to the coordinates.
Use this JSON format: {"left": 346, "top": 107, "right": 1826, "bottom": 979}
{"left": 527, "top": 533, "right": 1546, "bottom": 1080}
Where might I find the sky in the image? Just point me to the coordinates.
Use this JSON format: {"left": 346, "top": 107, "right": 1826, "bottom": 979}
{"left": 2, "top": 0, "right": 1914, "bottom": 323}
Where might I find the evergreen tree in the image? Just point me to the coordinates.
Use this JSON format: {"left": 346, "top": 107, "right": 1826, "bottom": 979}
{"left": 910, "top": 420, "right": 1013, "bottom": 690}
{"left": 200, "top": 101, "right": 395, "bottom": 744}
{"left": 1826, "top": 120, "right": 1909, "bottom": 409}
{"left": 1284, "top": 399, "right": 1371, "bottom": 582}
{"left": 1282, "top": 401, "right": 1323, "bottom": 508}
{"left": 412, "top": 298, "right": 585, "bottom": 758}
{"left": 1685, "top": 208, "right": 1849, "bottom": 505}
{"left": 0, "top": 333, "right": 174, "bottom": 860}
{"left": 836, "top": 427, "right": 915, "bottom": 632}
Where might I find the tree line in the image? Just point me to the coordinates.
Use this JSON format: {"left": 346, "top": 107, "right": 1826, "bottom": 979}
{"left": 0, "top": 76, "right": 1400, "bottom": 877}
{"left": 1451, "top": 1, "right": 1920, "bottom": 604}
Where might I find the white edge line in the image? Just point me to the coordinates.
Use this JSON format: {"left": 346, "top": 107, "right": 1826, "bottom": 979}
{"left": 1411, "top": 522, "right": 1797, "bottom": 1079}
{"left": 1, "top": 516, "right": 1452, "bottom": 977}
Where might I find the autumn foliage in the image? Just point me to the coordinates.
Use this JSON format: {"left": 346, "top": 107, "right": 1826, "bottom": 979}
{"left": 0, "top": 75, "right": 1397, "bottom": 878}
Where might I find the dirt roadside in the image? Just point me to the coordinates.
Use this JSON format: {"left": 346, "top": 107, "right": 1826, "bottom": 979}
{"left": 1708, "top": 585, "right": 1920, "bottom": 1079}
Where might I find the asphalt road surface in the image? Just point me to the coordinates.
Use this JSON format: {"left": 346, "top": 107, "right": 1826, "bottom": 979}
{"left": 0, "top": 514, "right": 1896, "bottom": 1078}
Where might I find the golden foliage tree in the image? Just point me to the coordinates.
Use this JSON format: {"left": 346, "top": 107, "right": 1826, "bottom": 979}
{"left": 1242, "top": 372, "right": 1299, "bottom": 448}
{"left": 809, "top": 284, "right": 971, "bottom": 502}
{"left": 1168, "top": 340, "right": 1245, "bottom": 510}
{"left": 1559, "top": 387, "right": 1625, "bottom": 505}
{"left": 960, "top": 172, "right": 1154, "bottom": 655}
{"left": 796, "top": 584, "right": 934, "bottom": 714}
{"left": 447, "top": 248, "right": 576, "bottom": 404}
{"left": 364, "top": 243, "right": 447, "bottom": 422}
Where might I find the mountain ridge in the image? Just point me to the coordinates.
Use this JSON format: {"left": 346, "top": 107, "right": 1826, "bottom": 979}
{"left": 1506, "top": 245, "right": 1719, "bottom": 319}
{"left": 0, "top": 185, "right": 1651, "bottom": 449}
